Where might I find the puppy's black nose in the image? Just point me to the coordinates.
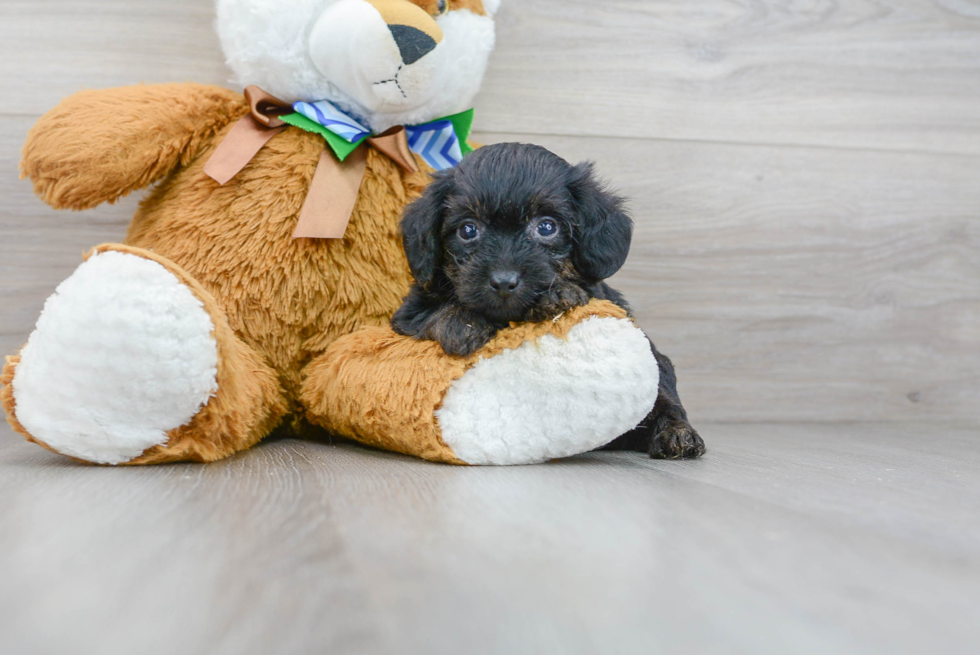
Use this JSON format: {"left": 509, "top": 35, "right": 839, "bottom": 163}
{"left": 489, "top": 271, "right": 522, "bottom": 298}
{"left": 388, "top": 25, "right": 438, "bottom": 65}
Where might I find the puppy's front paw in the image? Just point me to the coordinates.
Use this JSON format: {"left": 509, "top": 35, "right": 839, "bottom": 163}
{"left": 649, "top": 422, "right": 705, "bottom": 460}
{"left": 528, "top": 283, "right": 592, "bottom": 322}
{"left": 437, "top": 322, "right": 496, "bottom": 357}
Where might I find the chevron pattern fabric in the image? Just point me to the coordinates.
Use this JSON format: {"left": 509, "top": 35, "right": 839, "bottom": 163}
{"left": 405, "top": 120, "right": 463, "bottom": 171}
{"left": 292, "top": 100, "right": 371, "bottom": 144}
{"left": 292, "top": 100, "right": 466, "bottom": 171}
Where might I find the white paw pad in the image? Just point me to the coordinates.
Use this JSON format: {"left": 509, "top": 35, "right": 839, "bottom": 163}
{"left": 12, "top": 251, "right": 219, "bottom": 464}
{"left": 436, "top": 317, "right": 660, "bottom": 465}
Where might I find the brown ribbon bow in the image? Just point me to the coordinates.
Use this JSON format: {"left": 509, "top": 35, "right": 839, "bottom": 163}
{"left": 203, "top": 86, "right": 420, "bottom": 239}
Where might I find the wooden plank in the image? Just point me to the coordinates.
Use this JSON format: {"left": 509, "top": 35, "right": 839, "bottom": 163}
{"left": 0, "top": 0, "right": 980, "bottom": 154}
{"left": 0, "top": 430, "right": 386, "bottom": 655}
{"left": 0, "top": 0, "right": 231, "bottom": 116}
{"left": 0, "top": 117, "right": 133, "bottom": 358}
{"left": 477, "top": 0, "right": 980, "bottom": 154}
{"left": 3, "top": 1, "right": 979, "bottom": 155}
{"left": 1, "top": 422, "right": 977, "bottom": 654}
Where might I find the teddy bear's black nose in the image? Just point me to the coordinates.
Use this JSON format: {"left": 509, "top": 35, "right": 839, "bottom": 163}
{"left": 388, "top": 24, "right": 438, "bottom": 65}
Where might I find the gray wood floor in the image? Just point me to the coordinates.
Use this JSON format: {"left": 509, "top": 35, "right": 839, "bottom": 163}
{"left": 2, "top": 421, "right": 978, "bottom": 654}
{"left": 1, "top": 1, "right": 979, "bottom": 653}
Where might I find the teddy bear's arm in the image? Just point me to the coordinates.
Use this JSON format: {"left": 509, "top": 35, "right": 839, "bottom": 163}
{"left": 21, "top": 83, "right": 246, "bottom": 211}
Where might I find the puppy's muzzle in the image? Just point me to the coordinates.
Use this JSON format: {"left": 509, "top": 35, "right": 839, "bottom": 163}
{"left": 489, "top": 270, "right": 522, "bottom": 299}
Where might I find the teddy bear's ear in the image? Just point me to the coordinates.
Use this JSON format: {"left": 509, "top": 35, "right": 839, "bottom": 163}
{"left": 482, "top": 0, "right": 501, "bottom": 17}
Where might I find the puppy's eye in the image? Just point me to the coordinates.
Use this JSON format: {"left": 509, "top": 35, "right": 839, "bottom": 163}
{"left": 436, "top": 0, "right": 449, "bottom": 15}
{"left": 536, "top": 219, "right": 558, "bottom": 238}
{"left": 458, "top": 222, "right": 480, "bottom": 241}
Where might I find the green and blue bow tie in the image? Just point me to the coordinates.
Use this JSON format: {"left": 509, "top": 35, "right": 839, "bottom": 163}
{"left": 285, "top": 100, "right": 475, "bottom": 171}
{"left": 204, "top": 86, "right": 477, "bottom": 239}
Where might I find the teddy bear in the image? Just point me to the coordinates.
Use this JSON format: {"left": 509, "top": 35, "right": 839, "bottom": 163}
{"left": 1, "top": 0, "right": 661, "bottom": 466}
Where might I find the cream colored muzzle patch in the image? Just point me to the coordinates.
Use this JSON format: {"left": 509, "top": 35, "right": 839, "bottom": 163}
{"left": 365, "top": 0, "right": 444, "bottom": 43}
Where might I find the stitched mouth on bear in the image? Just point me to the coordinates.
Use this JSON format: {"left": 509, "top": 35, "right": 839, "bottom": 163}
{"left": 373, "top": 65, "right": 408, "bottom": 98}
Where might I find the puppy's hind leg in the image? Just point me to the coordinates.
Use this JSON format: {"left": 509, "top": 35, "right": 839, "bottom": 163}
{"left": 601, "top": 341, "right": 706, "bottom": 459}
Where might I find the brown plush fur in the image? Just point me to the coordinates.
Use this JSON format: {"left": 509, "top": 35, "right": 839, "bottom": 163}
{"left": 0, "top": 356, "right": 38, "bottom": 451}
{"left": 122, "top": 94, "right": 430, "bottom": 411}
{"left": 410, "top": 1, "right": 488, "bottom": 17}
{"left": 10, "top": 82, "right": 605, "bottom": 466}
{"left": 10, "top": 83, "right": 431, "bottom": 462}
{"left": 300, "top": 299, "right": 629, "bottom": 464}
{"left": 21, "top": 84, "right": 245, "bottom": 211}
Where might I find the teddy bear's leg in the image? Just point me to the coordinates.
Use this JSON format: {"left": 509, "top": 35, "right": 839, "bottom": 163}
{"left": 431, "top": 313, "right": 661, "bottom": 465}
{"left": 1, "top": 244, "right": 286, "bottom": 465}
{"left": 300, "top": 302, "right": 661, "bottom": 466}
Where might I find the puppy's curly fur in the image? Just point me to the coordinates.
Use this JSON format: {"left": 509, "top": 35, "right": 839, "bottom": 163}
{"left": 392, "top": 143, "right": 704, "bottom": 459}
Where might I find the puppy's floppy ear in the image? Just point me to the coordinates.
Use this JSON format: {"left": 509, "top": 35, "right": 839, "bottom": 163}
{"left": 401, "top": 169, "right": 456, "bottom": 290}
{"left": 567, "top": 162, "right": 634, "bottom": 281}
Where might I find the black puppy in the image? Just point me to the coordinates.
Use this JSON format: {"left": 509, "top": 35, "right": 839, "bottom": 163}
{"left": 391, "top": 143, "right": 704, "bottom": 459}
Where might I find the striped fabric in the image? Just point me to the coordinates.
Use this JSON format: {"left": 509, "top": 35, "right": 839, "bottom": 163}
{"left": 292, "top": 100, "right": 371, "bottom": 144}
{"left": 405, "top": 119, "right": 463, "bottom": 171}
{"left": 294, "top": 100, "right": 465, "bottom": 171}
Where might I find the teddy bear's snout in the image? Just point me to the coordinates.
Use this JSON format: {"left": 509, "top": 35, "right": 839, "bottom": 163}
{"left": 308, "top": 0, "right": 449, "bottom": 107}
